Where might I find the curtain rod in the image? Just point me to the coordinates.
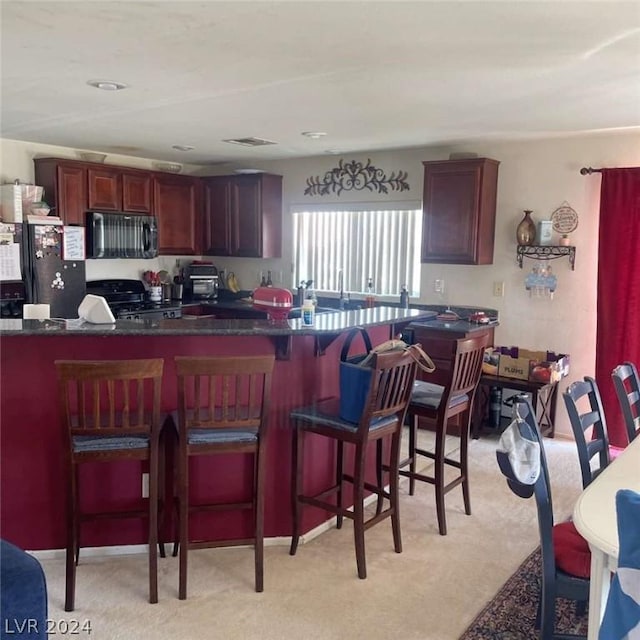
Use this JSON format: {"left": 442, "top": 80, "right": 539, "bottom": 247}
{"left": 580, "top": 167, "right": 603, "bottom": 175}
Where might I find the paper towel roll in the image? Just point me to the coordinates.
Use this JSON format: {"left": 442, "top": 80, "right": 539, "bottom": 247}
{"left": 23, "top": 304, "right": 50, "bottom": 320}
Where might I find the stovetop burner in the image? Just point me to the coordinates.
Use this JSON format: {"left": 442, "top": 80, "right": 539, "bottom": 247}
{"left": 86, "top": 279, "right": 182, "bottom": 320}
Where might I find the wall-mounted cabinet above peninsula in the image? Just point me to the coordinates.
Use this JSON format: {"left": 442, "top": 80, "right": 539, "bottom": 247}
{"left": 202, "top": 173, "right": 282, "bottom": 258}
{"left": 421, "top": 157, "right": 499, "bottom": 265}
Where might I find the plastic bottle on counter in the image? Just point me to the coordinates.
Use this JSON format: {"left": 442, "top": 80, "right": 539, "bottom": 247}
{"left": 365, "top": 277, "right": 376, "bottom": 308}
{"left": 266, "top": 270, "right": 273, "bottom": 287}
{"left": 400, "top": 284, "right": 409, "bottom": 309}
{"left": 302, "top": 297, "right": 315, "bottom": 326}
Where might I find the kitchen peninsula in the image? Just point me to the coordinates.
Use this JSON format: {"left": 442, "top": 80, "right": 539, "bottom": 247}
{"left": 2, "top": 307, "right": 452, "bottom": 552}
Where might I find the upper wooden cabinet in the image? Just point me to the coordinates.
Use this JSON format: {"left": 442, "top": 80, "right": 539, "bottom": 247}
{"left": 34, "top": 159, "right": 87, "bottom": 225}
{"left": 421, "top": 158, "right": 499, "bottom": 265}
{"left": 153, "top": 174, "right": 200, "bottom": 255}
{"left": 35, "top": 158, "right": 153, "bottom": 225}
{"left": 87, "top": 167, "right": 152, "bottom": 214}
{"left": 202, "top": 173, "right": 282, "bottom": 258}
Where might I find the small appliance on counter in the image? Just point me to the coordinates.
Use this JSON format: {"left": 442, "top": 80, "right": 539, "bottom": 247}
{"left": 253, "top": 287, "right": 293, "bottom": 321}
{"left": 85, "top": 279, "right": 182, "bottom": 319}
{"left": 184, "top": 261, "right": 219, "bottom": 300}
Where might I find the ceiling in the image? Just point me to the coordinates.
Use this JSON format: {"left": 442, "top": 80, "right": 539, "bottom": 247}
{"left": 2, "top": 1, "right": 639, "bottom": 167}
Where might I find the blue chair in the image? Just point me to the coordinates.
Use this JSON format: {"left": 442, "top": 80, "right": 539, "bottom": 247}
{"left": 497, "top": 396, "right": 590, "bottom": 640}
{"left": 612, "top": 361, "right": 640, "bottom": 443}
{"left": 563, "top": 376, "right": 623, "bottom": 489}
{"left": 0, "top": 539, "right": 47, "bottom": 640}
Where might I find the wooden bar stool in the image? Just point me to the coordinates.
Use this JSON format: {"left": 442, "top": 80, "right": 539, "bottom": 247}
{"left": 173, "top": 354, "right": 275, "bottom": 597}
{"left": 289, "top": 347, "right": 419, "bottom": 579}
{"left": 55, "top": 358, "right": 164, "bottom": 611}
{"left": 385, "top": 334, "right": 488, "bottom": 535}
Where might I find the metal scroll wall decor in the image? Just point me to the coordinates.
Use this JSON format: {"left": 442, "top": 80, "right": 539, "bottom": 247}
{"left": 304, "top": 158, "right": 409, "bottom": 196}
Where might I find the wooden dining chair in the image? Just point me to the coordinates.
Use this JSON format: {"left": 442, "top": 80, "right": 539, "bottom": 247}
{"left": 562, "top": 376, "right": 624, "bottom": 489}
{"left": 611, "top": 361, "right": 640, "bottom": 443}
{"left": 55, "top": 358, "right": 164, "bottom": 612}
{"left": 498, "top": 395, "right": 590, "bottom": 640}
{"left": 289, "top": 347, "right": 419, "bottom": 579}
{"left": 387, "top": 333, "right": 489, "bottom": 535}
{"left": 173, "top": 354, "right": 275, "bottom": 597}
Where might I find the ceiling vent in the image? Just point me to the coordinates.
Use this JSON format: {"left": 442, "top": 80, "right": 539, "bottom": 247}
{"left": 223, "top": 137, "right": 277, "bottom": 147}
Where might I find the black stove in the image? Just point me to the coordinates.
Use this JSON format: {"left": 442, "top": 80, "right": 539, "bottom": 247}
{"left": 86, "top": 279, "right": 182, "bottom": 320}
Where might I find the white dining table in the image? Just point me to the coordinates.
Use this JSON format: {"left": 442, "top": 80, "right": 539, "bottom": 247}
{"left": 573, "top": 436, "right": 640, "bottom": 640}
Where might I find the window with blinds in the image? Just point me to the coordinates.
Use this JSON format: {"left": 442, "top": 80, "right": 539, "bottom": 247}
{"left": 292, "top": 203, "right": 422, "bottom": 297}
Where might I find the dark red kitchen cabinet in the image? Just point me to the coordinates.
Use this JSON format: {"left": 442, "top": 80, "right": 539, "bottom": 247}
{"left": 421, "top": 158, "right": 499, "bottom": 265}
{"left": 153, "top": 174, "right": 200, "bottom": 255}
{"left": 202, "top": 173, "right": 282, "bottom": 258}
{"left": 88, "top": 167, "right": 121, "bottom": 211}
{"left": 34, "top": 159, "right": 87, "bottom": 226}
{"left": 122, "top": 171, "right": 152, "bottom": 214}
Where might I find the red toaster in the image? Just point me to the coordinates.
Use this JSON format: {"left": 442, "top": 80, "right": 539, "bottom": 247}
{"left": 252, "top": 287, "right": 293, "bottom": 321}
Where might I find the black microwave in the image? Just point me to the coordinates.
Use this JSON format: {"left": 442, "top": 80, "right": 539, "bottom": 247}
{"left": 86, "top": 211, "right": 158, "bottom": 259}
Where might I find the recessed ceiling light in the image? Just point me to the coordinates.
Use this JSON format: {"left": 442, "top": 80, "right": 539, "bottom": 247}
{"left": 324, "top": 149, "right": 341, "bottom": 155}
{"left": 87, "top": 80, "right": 128, "bottom": 91}
{"left": 302, "top": 131, "right": 327, "bottom": 139}
{"left": 172, "top": 145, "right": 195, "bottom": 152}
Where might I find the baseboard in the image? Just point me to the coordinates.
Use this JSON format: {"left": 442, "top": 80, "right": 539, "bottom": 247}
{"left": 28, "top": 492, "right": 384, "bottom": 561}
{"left": 30, "top": 434, "right": 448, "bottom": 561}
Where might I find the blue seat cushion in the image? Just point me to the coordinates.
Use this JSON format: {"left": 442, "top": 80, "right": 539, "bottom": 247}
{"left": 291, "top": 398, "right": 397, "bottom": 433}
{"left": 73, "top": 434, "right": 149, "bottom": 453}
{"left": 410, "top": 381, "right": 469, "bottom": 410}
{"left": 187, "top": 429, "right": 258, "bottom": 445}
{"left": 1, "top": 539, "right": 47, "bottom": 640}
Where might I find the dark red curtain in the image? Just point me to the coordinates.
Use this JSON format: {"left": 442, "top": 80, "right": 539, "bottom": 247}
{"left": 595, "top": 167, "right": 640, "bottom": 447}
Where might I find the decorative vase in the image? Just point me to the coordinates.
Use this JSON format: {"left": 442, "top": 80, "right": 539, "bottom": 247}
{"left": 559, "top": 234, "right": 571, "bottom": 247}
{"left": 516, "top": 210, "right": 536, "bottom": 246}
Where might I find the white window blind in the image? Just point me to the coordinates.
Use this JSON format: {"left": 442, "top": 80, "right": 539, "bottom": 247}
{"left": 292, "top": 204, "right": 422, "bottom": 297}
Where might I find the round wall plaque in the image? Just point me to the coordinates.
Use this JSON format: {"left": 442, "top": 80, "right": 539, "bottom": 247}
{"left": 551, "top": 202, "right": 579, "bottom": 235}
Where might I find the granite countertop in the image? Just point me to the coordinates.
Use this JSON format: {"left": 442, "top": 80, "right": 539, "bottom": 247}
{"left": 0, "top": 307, "right": 436, "bottom": 337}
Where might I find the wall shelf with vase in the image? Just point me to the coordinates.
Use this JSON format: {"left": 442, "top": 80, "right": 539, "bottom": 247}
{"left": 516, "top": 245, "right": 576, "bottom": 270}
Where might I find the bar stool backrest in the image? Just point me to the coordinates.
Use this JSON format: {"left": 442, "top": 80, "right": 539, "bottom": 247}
{"left": 56, "top": 359, "right": 164, "bottom": 438}
{"left": 355, "top": 348, "right": 420, "bottom": 437}
{"left": 174, "top": 355, "right": 275, "bottom": 434}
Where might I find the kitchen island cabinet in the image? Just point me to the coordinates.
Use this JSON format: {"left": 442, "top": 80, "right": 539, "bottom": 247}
{"left": 0, "top": 307, "right": 427, "bottom": 552}
{"left": 421, "top": 157, "right": 499, "bottom": 265}
{"left": 202, "top": 173, "right": 282, "bottom": 258}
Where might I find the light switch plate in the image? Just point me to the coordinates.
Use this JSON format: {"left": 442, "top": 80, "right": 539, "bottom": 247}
{"left": 493, "top": 281, "right": 505, "bottom": 297}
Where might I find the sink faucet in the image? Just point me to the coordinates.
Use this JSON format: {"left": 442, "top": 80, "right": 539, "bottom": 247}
{"left": 337, "top": 269, "right": 345, "bottom": 309}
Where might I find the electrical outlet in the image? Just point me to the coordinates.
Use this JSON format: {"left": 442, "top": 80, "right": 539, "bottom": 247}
{"left": 493, "top": 281, "right": 505, "bottom": 297}
{"left": 434, "top": 279, "right": 445, "bottom": 294}
{"left": 141, "top": 472, "right": 149, "bottom": 498}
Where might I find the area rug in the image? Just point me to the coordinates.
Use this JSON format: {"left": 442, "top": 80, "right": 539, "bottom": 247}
{"left": 459, "top": 548, "right": 589, "bottom": 639}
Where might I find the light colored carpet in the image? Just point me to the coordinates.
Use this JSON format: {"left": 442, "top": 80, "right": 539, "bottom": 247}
{"left": 38, "top": 430, "right": 583, "bottom": 640}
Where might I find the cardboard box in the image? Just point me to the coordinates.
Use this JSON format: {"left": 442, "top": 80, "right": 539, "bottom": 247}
{"left": 497, "top": 346, "right": 570, "bottom": 383}
{"left": 0, "top": 184, "right": 44, "bottom": 223}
